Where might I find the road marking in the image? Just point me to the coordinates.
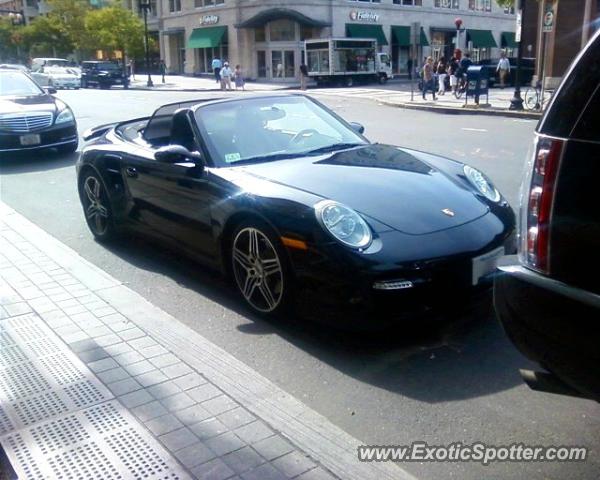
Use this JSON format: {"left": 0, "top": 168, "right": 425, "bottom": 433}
{"left": 461, "top": 127, "right": 488, "bottom": 132}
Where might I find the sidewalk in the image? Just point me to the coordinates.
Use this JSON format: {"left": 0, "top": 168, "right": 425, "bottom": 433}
{"left": 0, "top": 202, "right": 413, "bottom": 480}
{"left": 129, "top": 74, "right": 290, "bottom": 92}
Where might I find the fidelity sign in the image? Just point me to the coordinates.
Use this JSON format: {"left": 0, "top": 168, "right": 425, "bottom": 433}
{"left": 349, "top": 10, "right": 380, "bottom": 22}
{"left": 200, "top": 15, "right": 219, "bottom": 25}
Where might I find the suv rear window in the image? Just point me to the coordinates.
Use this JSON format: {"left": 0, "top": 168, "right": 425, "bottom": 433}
{"left": 571, "top": 84, "right": 600, "bottom": 142}
{"left": 538, "top": 32, "right": 600, "bottom": 138}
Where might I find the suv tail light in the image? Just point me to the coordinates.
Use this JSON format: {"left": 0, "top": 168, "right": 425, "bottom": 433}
{"left": 519, "top": 136, "right": 564, "bottom": 274}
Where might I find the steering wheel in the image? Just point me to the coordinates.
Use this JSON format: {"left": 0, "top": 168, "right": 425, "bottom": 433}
{"left": 289, "top": 129, "right": 320, "bottom": 145}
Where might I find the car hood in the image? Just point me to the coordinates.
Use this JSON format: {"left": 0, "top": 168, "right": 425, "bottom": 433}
{"left": 0, "top": 95, "right": 57, "bottom": 115}
{"left": 239, "top": 144, "right": 489, "bottom": 235}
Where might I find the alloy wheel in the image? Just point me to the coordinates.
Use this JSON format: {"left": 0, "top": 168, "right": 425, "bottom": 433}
{"left": 232, "top": 227, "right": 284, "bottom": 313}
{"left": 83, "top": 175, "right": 109, "bottom": 236}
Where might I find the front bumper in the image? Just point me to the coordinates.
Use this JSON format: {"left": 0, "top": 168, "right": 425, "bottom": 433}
{"left": 494, "top": 261, "right": 600, "bottom": 400}
{"left": 0, "top": 123, "right": 78, "bottom": 152}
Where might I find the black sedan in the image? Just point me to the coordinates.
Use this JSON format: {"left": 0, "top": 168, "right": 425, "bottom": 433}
{"left": 0, "top": 69, "right": 78, "bottom": 154}
{"left": 78, "top": 94, "right": 515, "bottom": 319}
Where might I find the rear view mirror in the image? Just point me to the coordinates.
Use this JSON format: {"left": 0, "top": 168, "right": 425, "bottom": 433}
{"left": 350, "top": 122, "right": 365, "bottom": 134}
{"left": 155, "top": 144, "right": 203, "bottom": 164}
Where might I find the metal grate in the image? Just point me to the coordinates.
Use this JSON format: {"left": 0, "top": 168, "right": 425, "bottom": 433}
{"left": 39, "top": 353, "right": 86, "bottom": 386}
{"left": 4, "top": 433, "right": 44, "bottom": 480}
{"left": 47, "top": 441, "right": 124, "bottom": 480}
{"left": 0, "top": 330, "right": 15, "bottom": 348}
{"left": 0, "top": 362, "right": 50, "bottom": 402}
{"left": 64, "top": 380, "right": 108, "bottom": 408}
{"left": 25, "top": 336, "right": 63, "bottom": 358}
{"left": 13, "top": 391, "right": 68, "bottom": 426}
{"left": 0, "top": 405, "right": 14, "bottom": 435}
{"left": 31, "top": 415, "right": 90, "bottom": 455}
{"left": 0, "top": 112, "right": 54, "bottom": 133}
{"left": 0, "top": 344, "right": 27, "bottom": 368}
{"left": 84, "top": 403, "right": 128, "bottom": 435}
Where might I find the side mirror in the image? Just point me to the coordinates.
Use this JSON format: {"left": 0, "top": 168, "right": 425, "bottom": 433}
{"left": 155, "top": 144, "right": 203, "bottom": 164}
{"left": 44, "top": 86, "right": 57, "bottom": 95}
{"left": 350, "top": 122, "right": 365, "bottom": 134}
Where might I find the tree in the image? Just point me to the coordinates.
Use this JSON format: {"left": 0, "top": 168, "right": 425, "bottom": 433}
{"left": 45, "top": 0, "right": 92, "bottom": 58}
{"left": 84, "top": 5, "right": 145, "bottom": 60}
{"left": 495, "top": 0, "right": 515, "bottom": 8}
{"left": 0, "top": 18, "right": 21, "bottom": 62}
{"left": 20, "top": 15, "right": 74, "bottom": 59}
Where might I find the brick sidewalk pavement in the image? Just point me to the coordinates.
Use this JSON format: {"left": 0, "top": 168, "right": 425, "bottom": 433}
{"left": 0, "top": 202, "right": 412, "bottom": 480}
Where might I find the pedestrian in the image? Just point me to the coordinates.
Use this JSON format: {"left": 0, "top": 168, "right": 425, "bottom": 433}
{"left": 299, "top": 62, "right": 308, "bottom": 91}
{"left": 220, "top": 62, "right": 232, "bottom": 91}
{"left": 436, "top": 57, "right": 447, "bottom": 95}
{"left": 159, "top": 60, "right": 166, "bottom": 83}
{"left": 129, "top": 59, "right": 135, "bottom": 80}
{"left": 447, "top": 54, "right": 459, "bottom": 94}
{"left": 212, "top": 57, "right": 222, "bottom": 83}
{"left": 457, "top": 52, "right": 472, "bottom": 91}
{"left": 496, "top": 51, "right": 511, "bottom": 89}
{"left": 234, "top": 64, "right": 245, "bottom": 91}
{"left": 406, "top": 58, "right": 413, "bottom": 80}
{"left": 422, "top": 56, "right": 436, "bottom": 101}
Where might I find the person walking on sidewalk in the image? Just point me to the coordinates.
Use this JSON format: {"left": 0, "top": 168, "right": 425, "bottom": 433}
{"left": 234, "top": 64, "right": 245, "bottom": 91}
{"left": 436, "top": 57, "right": 447, "bottom": 96}
{"left": 447, "top": 54, "right": 459, "bottom": 95}
{"left": 212, "top": 57, "right": 222, "bottom": 83}
{"left": 496, "top": 51, "right": 511, "bottom": 89}
{"left": 159, "top": 60, "right": 166, "bottom": 84}
{"left": 220, "top": 62, "right": 233, "bottom": 91}
{"left": 422, "top": 57, "right": 436, "bottom": 101}
{"left": 299, "top": 62, "right": 309, "bottom": 91}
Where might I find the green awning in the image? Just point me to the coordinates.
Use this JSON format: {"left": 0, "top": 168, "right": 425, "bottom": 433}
{"left": 391, "top": 26, "right": 410, "bottom": 46}
{"left": 346, "top": 24, "right": 388, "bottom": 46}
{"left": 501, "top": 31, "right": 517, "bottom": 48}
{"left": 467, "top": 29, "right": 497, "bottom": 48}
{"left": 187, "top": 26, "right": 227, "bottom": 49}
{"left": 420, "top": 28, "right": 429, "bottom": 47}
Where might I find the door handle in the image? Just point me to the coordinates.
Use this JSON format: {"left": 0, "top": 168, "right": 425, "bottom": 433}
{"left": 125, "top": 167, "right": 138, "bottom": 178}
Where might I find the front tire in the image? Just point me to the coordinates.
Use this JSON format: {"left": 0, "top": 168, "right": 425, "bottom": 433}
{"left": 80, "top": 171, "right": 118, "bottom": 242}
{"left": 230, "top": 221, "right": 291, "bottom": 316}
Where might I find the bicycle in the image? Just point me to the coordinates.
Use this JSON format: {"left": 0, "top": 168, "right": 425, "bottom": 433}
{"left": 454, "top": 73, "right": 467, "bottom": 99}
{"left": 524, "top": 81, "right": 553, "bottom": 110}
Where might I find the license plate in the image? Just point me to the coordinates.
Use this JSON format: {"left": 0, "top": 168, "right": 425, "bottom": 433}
{"left": 471, "top": 246, "right": 505, "bottom": 285}
{"left": 20, "top": 134, "right": 41, "bottom": 146}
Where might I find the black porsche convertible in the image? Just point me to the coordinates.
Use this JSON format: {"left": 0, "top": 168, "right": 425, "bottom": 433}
{"left": 78, "top": 94, "right": 515, "bottom": 319}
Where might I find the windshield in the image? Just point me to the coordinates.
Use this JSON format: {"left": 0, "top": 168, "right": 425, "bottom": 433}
{"left": 0, "top": 71, "right": 43, "bottom": 97}
{"left": 195, "top": 96, "right": 366, "bottom": 167}
{"left": 96, "top": 63, "right": 119, "bottom": 71}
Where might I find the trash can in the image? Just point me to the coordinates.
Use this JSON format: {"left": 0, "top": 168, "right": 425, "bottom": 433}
{"left": 466, "top": 65, "right": 489, "bottom": 104}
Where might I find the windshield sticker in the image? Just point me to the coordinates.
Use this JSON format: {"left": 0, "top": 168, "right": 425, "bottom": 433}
{"left": 225, "top": 152, "right": 242, "bottom": 163}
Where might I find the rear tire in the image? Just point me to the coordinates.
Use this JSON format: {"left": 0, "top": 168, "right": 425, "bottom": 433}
{"left": 378, "top": 74, "right": 388, "bottom": 85}
{"left": 79, "top": 170, "right": 118, "bottom": 242}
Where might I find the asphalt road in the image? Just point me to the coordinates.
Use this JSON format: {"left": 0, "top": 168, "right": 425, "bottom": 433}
{"left": 1, "top": 89, "right": 598, "bottom": 480}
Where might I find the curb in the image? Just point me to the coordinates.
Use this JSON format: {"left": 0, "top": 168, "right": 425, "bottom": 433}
{"left": 379, "top": 100, "right": 543, "bottom": 119}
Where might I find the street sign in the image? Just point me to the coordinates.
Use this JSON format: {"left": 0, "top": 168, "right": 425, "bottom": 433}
{"left": 515, "top": 10, "right": 522, "bottom": 42}
{"left": 543, "top": 7, "right": 554, "bottom": 33}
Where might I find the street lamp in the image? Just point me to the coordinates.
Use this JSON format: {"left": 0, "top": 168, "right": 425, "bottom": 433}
{"left": 7, "top": 12, "right": 24, "bottom": 62}
{"left": 510, "top": 0, "right": 526, "bottom": 110}
{"left": 139, "top": 0, "right": 153, "bottom": 87}
{"left": 454, "top": 17, "right": 463, "bottom": 50}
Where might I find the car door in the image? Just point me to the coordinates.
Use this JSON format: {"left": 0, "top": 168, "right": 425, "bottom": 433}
{"left": 121, "top": 147, "right": 220, "bottom": 262}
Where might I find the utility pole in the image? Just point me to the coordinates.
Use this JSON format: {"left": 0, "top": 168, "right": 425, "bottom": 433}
{"left": 509, "top": 0, "right": 525, "bottom": 110}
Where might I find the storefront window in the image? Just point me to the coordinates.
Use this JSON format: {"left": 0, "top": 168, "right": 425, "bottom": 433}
{"left": 269, "top": 19, "right": 296, "bottom": 42}
{"left": 169, "top": 0, "right": 181, "bottom": 12}
{"left": 434, "top": 0, "right": 458, "bottom": 8}
{"left": 393, "top": 0, "right": 422, "bottom": 5}
{"left": 300, "top": 26, "right": 314, "bottom": 41}
{"left": 504, "top": 6, "right": 515, "bottom": 14}
{"left": 468, "top": 0, "right": 491, "bottom": 12}
{"left": 255, "top": 27, "right": 266, "bottom": 42}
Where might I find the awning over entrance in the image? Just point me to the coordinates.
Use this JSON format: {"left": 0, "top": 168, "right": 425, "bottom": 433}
{"left": 236, "top": 8, "right": 330, "bottom": 28}
{"left": 391, "top": 26, "right": 429, "bottom": 46}
{"left": 467, "top": 29, "right": 497, "bottom": 48}
{"left": 346, "top": 24, "right": 388, "bottom": 46}
{"left": 501, "top": 31, "right": 517, "bottom": 48}
{"left": 187, "top": 26, "right": 227, "bottom": 49}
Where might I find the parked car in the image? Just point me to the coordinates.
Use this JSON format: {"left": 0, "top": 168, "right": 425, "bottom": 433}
{"left": 43, "top": 66, "right": 81, "bottom": 89}
{"left": 477, "top": 57, "right": 535, "bottom": 88}
{"left": 0, "top": 70, "right": 78, "bottom": 154}
{"left": 80, "top": 61, "right": 129, "bottom": 89}
{"left": 78, "top": 94, "right": 515, "bottom": 321}
{"left": 494, "top": 31, "right": 600, "bottom": 401}
{"left": 0, "top": 63, "right": 53, "bottom": 87}
{"left": 31, "top": 57, "right": 71, "bottom": 72}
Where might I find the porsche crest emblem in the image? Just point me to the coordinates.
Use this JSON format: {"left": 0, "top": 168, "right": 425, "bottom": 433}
{"left": 442, "top": 208, "right": 455, "bottom": 217}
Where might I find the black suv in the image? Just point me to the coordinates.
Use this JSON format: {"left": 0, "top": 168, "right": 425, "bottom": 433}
{"left": 81, "top": 61, "right": 129, "bottom": 89}
{"left": 477, "top": 57, "right": 535, "bottom": 88}
{"left": 494, "top": 30, "right": 600, "bottom": 401}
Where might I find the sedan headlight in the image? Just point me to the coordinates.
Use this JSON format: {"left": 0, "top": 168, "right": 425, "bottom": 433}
{"left": 463, "top": 165, "right": 501, "bottom": 202}
{"left": 315, "top": 200, "right": 372, "bottom": 248}
{"left": 55, "top": 107, "right": 74, "bottom": 124}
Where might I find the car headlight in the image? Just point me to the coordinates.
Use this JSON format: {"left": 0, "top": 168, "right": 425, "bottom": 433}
{"left": 55, "top": 107, "right": 74, "bottom": 124}
{"left": 315, "top": 200, "right": 372, "bottom": 249}
{"left": 463, "top": 165, "right": 501, "bottom": 202}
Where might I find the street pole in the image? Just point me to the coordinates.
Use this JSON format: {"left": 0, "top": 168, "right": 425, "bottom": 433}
{"left": 510, "top": 0, "right": 525, "bottom": 110}
{"left": 140, "top": 0, "right": 153, "bottom": 87}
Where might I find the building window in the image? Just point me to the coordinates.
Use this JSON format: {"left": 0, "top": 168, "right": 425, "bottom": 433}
{"left": 269, "top": 19, "right": 296, "bottom": 42}
{"left": 504, "top": 6, "right": 515, "bottom": 14}
{"left": 216, "top": 0, "right": 224, "bottom": 4}
{"left": 393, "top": 0, "right": 422, "bottom": 5}
{"left": 468, "top": 0, "right": 491, "bottom": 11}
{"left": 348, "top": 0, "right": 382, "bottom": 3}
{"left": 434, "top": 0, "right": 458, "bottom": 8}
{"left": 300, "top": 25, "right": 314, "bottom": 41}
{"left": 255, "top": 27, "right": 266, "bottom": 42}
{"left": 169, "top": 0, "right": 181, "bottom": 12}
